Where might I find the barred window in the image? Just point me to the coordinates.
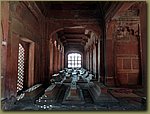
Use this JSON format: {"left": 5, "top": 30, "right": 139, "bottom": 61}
{"left": 68, "top": 53, "right": 81, "bottom": 68}
{"left": 17, "top": 44, "right": 25, "bottom": 92}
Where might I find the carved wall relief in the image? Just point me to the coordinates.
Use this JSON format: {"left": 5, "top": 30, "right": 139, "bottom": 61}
{"left": 114, "top": 20, "right": 140, "bottom": 41}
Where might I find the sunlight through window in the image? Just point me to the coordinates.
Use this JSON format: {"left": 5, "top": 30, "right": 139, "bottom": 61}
{"left": 68, "top": 53, "right": 81, "bottom": 68}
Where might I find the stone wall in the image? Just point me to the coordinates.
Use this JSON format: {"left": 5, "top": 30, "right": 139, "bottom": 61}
{"left": 1, "top": 1, "right": 48, "bottom": 99}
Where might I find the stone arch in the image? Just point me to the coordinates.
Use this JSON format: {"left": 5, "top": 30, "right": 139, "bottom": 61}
{"left": 48, "top": 20, "right": 102, "bottom": 39}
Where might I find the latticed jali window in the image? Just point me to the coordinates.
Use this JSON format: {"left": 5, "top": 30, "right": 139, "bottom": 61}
{"left": 17, "top": 44, "right": 25, "bottom": 92}
{"left": 68, "top": 53, "right": 81, "bottom": 68}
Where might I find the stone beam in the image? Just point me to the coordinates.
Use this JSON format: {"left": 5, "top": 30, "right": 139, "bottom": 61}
{"left": 64, "top": 34, "right": 85, "bottom": 38}
{"left": 65, "top": 39, "right": 83, "bottom": 42}
{"left": 63, "top": 41, "right": 86, "bottom": 46}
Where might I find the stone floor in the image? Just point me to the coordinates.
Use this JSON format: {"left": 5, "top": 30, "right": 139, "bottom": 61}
{"left": 6, "top": 82, "right": 146, "bottom": 111}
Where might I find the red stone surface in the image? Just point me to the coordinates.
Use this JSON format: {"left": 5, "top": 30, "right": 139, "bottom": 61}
{"left": 106, "top": 40, "right": 114, "bottom": 77}
{"left": 132, "top": 59, "right": 139, "bottom": 69}
{"left": 70, "top": 89, "right": 78, "bottom": 96}
{"left": 123, "top": 59, "right": 131, "bottom": 69}
{"left": 106, "top": 77, "right": 115, "bottom": 86}
{"left": 117, "top": 58, "right": 123, "bottom": 70}
{"left": 117, "top": 73, "right": 128, "bottom": 85}
{"left": 101, "top": 87, "right": 108, "bottom": 93}
{"left": 115, "top": 42, "right": 138, "bottom": 55}
{"left": 128, "top": 73, "right": 139, "bottom": 85}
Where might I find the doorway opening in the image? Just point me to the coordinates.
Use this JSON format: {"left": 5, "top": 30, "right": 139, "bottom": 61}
{"left": 16, "top": 39, "right": 35, "bottom": 94}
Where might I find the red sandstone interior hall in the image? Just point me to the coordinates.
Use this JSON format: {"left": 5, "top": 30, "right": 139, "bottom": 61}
{"left": 1, "top": 1, "right": 147, "bottom": 111}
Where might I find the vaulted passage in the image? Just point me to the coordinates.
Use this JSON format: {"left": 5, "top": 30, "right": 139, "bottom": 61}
{"left": 1, "top": 1, "right": 147, "bottom": 111}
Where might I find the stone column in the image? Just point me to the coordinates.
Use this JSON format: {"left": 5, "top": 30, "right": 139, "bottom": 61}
{"left": 49, "top": 38, "right": 54, "bottom": 76}
{"left": 53, "top": 40, "right": 58, "bottom": 73}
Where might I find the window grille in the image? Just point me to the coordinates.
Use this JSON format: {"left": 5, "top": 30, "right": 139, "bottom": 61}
{"left": 68, "top": 53, "right": 81, "bottom": 68}
{"left": 17, "top": 44, "right": 25, "bottom": 92}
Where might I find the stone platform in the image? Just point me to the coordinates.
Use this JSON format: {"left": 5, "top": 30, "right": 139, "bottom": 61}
{"left": 16, "top": 84, "right": 45, "bottom": 102}
{"left": 35, "top": 84, "right": 65, "bottom": 104}
{"left": 62, "top": 86, "right": 85, "bottom": 105}
{"left": 88, "top": 83, "right": 118, "bottom": 104}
